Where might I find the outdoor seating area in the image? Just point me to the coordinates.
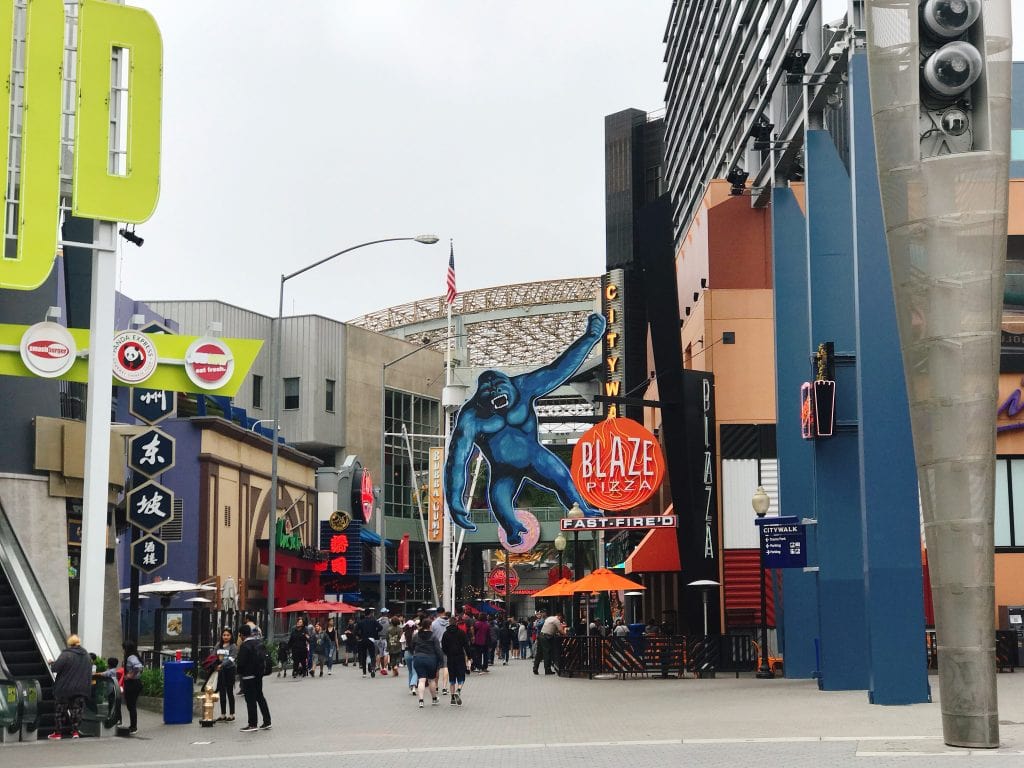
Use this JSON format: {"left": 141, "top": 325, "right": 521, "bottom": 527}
{"left": 555, "top": 633, "right": 760, "bottom": 680}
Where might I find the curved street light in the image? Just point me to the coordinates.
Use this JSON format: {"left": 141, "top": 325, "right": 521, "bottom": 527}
{"left": 266, "top": 235, "right": 439, "bottom": 634}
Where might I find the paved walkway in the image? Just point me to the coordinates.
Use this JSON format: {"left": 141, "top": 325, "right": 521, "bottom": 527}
{"left": 6, "top": 657, "right": 1024, "bottom": 767}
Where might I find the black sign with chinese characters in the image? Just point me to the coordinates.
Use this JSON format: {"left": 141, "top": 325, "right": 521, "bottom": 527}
{"left": 128, "top": 428, "right": 176, "bottom": 476}
{"left": 131, "top": 534, "right": 167, "bottom": 573}
{"left": 758, "top": 515, "right": 808, "bottom": 569}
{"left": 127, "top": 480, "right": 174, "bottom": 533}
{"left": 129, "top": 388, "right": 177, "bottom": 425}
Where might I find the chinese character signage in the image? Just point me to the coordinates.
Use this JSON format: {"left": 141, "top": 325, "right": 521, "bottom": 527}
{"left": 130, "top": 388, "right": 176, "bottom": 424}
{"left": 131, "top": 534, "right": 167, "bottom": 573}
{"left": 128, "top": 429, "right": 176, "bottom": 475}
{"left": 127, "top": 480, "right": 174, "bottom": 533}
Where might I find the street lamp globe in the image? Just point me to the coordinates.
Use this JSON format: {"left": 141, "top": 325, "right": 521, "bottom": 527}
{"left": 567, "top": 503, "right": 584, "bottom": 519}
{"left": 553, "top": 532, "right": 567, "bottom": 551}
{"left": 752, "top": 486, "right": 770, "bottom": 518}
{"left": 414, "top": 234, "right": 440, "bottom": 244}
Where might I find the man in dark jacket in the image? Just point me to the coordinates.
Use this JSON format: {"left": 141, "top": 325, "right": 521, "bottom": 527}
{"left": 355, "top": 610, "right": 381, "bottom": 678}
{"left": 49, "top": 634, "right": 93, "bottom": 739}
{"left": 441, "top": 621, "right": 471, "bottom": 706}
{"left": 235, "top": 624, "right": 271, "bottom": 732}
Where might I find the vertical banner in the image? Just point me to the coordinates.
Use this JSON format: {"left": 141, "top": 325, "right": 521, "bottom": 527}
{"left": 678, "top": 370, "right": 718, "bottom": 599}
{"left": 601, "top": 270, "right": 626, "bottom": 418}
{"left": 428, "top": 447, "right": 444, "bottom": 543}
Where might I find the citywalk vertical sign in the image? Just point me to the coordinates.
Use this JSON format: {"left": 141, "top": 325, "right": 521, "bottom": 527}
{"left": 0, "top": 0, "right": 164, "bottom": 653}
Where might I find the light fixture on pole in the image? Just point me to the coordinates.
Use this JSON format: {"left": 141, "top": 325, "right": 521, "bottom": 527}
{"left": 554, "top": 532, "right": 567, "bottom": 616}
{"left": 752, "top": 484, "right": 774, "bottom": 679}
{"left": 567, "top": 503, "right": 584, "bottom": 631}
{"left": 267, "top": 234, "right": 439, "bottom": 635}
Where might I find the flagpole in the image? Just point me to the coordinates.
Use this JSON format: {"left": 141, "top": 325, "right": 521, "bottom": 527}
{"left": 441, "top": 241, "right": 455, "bottom": 610}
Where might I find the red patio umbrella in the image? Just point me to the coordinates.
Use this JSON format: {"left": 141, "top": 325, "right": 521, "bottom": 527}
{"left": 304, "top": 600, "right": 359, "bottom": 614}
{"left": 273, "top": 599, "right": 313, "bottom": 613}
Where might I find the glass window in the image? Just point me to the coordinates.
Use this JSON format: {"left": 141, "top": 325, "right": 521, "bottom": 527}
{"left": 252, "top": 374, "right": 262, "bottom": 409}
{"left": 995, "top": 457, "right": 1024, "bottom": 548}
{"left": 1012, "top": 130, "right": 1024, "bottom": 162}
{"left": 996, "top": 460, "right": 1011, "bottom": 547}
{"left": 283, "top": 377, "right": 300, "bottom": 410}
{"left": 325, "top": 379, "right": 335, "bottom": 413}
{"left": 384, "top": 388, "right": 441, "bottom": 520}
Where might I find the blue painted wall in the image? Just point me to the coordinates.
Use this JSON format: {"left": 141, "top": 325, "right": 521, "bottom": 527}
{"left": 770, "top": 188, "right": 819, "bottom": 679}
{"left": 804, "top": 129, "right": 869, "bottom": 691}
{"left": 848, "top": 52, "right": 930, "bottom": 705}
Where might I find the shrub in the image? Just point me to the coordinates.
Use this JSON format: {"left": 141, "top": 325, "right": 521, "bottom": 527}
{"left": 140, "top": 668, "right": 163, "bottom": 698}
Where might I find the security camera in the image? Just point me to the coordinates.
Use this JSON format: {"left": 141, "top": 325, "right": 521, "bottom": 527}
{"left": 921, "top": 0, "right": 981, "bottom": 41}
{"left": 829, "top": 42, "right": 846, "bottom": 60}
{"left": 922, "top": 40, "right": 982, "bottom": 97}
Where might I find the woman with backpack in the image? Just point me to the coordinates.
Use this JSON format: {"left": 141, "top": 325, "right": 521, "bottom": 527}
{"left": 310, "top": 622, "right": 328, "bottom": 678}
{"left": 411, "top": 618, "right": 444, "bottom": 708}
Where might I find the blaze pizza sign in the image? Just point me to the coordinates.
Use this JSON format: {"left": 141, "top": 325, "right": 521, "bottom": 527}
{"left": 570, "top": 418, "right": 665, "bottom": 511}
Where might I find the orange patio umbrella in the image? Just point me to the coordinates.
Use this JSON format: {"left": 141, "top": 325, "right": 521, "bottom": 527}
{"left": 532, "top": 578, "right": 577, "bottom": 598}
{"left": 570, "top": 568, "right": 645, "bottom": 594}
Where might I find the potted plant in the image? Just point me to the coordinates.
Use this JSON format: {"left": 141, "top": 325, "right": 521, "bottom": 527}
{"left": 813, "top": 343, "right": 836, "bottom": 437}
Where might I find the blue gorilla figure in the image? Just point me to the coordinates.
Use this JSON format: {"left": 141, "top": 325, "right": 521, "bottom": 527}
{"left": 444, "top": 313, "right": 606, "bottom": 545}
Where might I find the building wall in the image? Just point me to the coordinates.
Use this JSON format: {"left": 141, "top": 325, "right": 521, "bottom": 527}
{"left": 344, "top": 325, "right": 444, "bottom": 487}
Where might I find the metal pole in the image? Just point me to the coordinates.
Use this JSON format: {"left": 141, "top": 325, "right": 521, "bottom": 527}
{"left": 557, "top": 548, "right": 564, "bottom": 618}
{"left": 379, "top": 365, "right": 387, "bottom": 612}
{"left": 267, "top": 236, "right": 437, "bottom": 628}
{"left": 267, "top": 275, "right": 284, "bottom": 637}
{"left": 756, "top": 522, "right": 774, "bottom": 679}
{"left": 573, "top": 531, "right": 581, "bottom": 633}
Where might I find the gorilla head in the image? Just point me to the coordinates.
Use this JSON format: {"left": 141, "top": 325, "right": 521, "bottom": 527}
{"left": 474, "top": 370, "right": 518, "bottom": 415}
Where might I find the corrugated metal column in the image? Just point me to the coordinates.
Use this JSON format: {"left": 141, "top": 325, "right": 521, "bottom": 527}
{"left": 805, "top": 130, "right": 868, "bottom": 690}
{"left": 770, "top": 187, "right": 819, "bottom": 678}
{"left": 848, "top": 52, "right": 929, "bottom": 705}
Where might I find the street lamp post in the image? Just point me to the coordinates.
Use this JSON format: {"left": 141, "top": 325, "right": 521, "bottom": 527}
{"left": 553, "top": 532, "right": 567, "bottom": 616}
{"left": 752, "top": 485, "right": 775, "bottom": 679}
{"left": 266, "top": 235, "right": 439, "bottom": 633}
{"left": 567, "top": 503, "right": 584, "bottom": 633}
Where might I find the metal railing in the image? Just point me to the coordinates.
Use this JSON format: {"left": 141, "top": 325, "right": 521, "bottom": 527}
{"left": 555, "top": 634, "right": 756, "bottom": 679}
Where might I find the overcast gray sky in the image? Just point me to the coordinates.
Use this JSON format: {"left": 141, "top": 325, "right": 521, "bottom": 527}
{"left": 124, "top": 1, "right": 1024, "bottom": 323}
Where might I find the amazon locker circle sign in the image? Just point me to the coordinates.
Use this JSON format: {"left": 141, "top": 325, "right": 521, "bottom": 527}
{"left": 570, "top": 418, "right": 665, "bottom": 511}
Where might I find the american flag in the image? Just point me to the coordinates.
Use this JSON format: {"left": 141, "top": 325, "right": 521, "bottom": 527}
{"left": 446, "top": 243, "right": 457, "bottom": 304}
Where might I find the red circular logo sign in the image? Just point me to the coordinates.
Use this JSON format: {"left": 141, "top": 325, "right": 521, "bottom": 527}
{"left": 184, "top": 337, "right": 234, "bottom": 390}
{"left": 20, "top": 322, "right": 77, "bottom": 378}
{"left": 112, "top": 331, "right": 158, "bottom": 384}
{"left": 570, "top": 418, "right": 666, "bottom": 511}
{"left": 488, "top": 567, "right": 519, "bottom": 595}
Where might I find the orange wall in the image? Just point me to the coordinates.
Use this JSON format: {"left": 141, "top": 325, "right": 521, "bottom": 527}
{"left": 995, "top": 554, "right": 1024, "bottom": 622}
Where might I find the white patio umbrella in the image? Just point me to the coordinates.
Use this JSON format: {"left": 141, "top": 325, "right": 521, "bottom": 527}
{"left": 119, "top": 579, "right": 216, "bottom": 595}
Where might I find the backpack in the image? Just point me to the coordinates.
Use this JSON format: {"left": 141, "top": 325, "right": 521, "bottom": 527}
{"left": 258, "top": 642, "right": 272, "bottom": 676}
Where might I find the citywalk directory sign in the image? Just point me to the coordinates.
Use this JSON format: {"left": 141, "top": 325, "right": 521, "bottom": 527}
{"left": 758, "top": 516, "right": 807, "bottom": 569}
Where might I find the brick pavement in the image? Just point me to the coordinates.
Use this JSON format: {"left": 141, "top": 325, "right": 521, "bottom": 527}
{"left": 5, "top": 657, "right": 1024, "bottom": 768}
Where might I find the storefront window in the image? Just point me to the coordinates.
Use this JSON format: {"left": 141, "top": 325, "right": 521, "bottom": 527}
{"left": 384, "top": 389, "right": 441, "bottom": 519}
{"left": 995, "top": 457, "right": 1024, "bottom": 549}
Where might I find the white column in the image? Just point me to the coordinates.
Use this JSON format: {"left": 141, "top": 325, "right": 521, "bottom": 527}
{"left": 77, "top": 220, "right": 117, "bottom": 651}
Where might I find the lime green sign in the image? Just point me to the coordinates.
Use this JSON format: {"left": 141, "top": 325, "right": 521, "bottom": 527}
{"left": 0, "top": 0, "right": 162, "bottom": 291}
{"left": 0, "top": 324, "right": 262, "bottom": 398}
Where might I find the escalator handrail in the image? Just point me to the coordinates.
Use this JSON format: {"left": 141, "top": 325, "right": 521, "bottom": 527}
{"left": 85, "top": 675, "right": 121, "bottom": 730}
{"left": 0, "top": 500, "right": 66, "bottom": 674}
{"left": 18, "top": 678, "right": 40, "bottom": 733}
{"left": 0, "top": 677, "right": 23, "bottom": 733}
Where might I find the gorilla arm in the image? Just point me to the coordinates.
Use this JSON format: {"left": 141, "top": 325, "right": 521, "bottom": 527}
{"left": 516, "top": 313, "right": 607, "bottom": 399}
{"left": 443, "top": 411, "right": 479, "bottom": 532}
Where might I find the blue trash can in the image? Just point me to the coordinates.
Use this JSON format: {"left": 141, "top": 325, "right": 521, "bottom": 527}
{"left": 162, "top": 661, "right": 195, "bottom": 724}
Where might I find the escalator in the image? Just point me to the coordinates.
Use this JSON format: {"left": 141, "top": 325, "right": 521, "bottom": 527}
{"left": 0, "top": 500, "right": 67, "bottom": 740}
{"left": 0, "top": 567, "right": 54, "bottom": 738}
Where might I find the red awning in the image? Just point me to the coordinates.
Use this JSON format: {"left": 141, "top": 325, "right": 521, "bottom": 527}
{"left": 625, "top": 526, "right": 681, "bottom": 574}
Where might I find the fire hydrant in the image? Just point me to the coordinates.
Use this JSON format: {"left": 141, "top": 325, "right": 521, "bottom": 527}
{"left": 198, "top": 688, "right": 219, "bottom": 727}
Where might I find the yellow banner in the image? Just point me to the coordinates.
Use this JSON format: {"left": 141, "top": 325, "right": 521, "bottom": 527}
{"left": 0, "top": 324, "right": 261, "bottom": 397}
